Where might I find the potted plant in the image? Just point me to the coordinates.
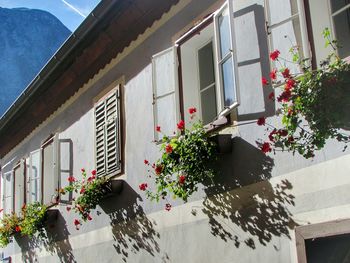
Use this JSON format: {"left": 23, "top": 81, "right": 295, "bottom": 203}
{"left": 258, "top": 28, "right": 350, "bottom": 158}
{"left": 0, "top": 212, "right": 21, "bottom": 247}
{"left": 140, "top": 108, "right": 216, "bottom": 210}
{"left": 19, "top": 203, "right": 48, "bottom": 237}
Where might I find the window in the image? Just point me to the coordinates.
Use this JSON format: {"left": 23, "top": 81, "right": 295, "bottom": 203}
{"left": 26, "top": 150, "right": 41, "bottom": 204}
{"left": 94, "top": 86, "right": 122, "bottom": 177}
{"left": 13, "top": 160, "right": 25, "bottom": 214}
{"left": 176, "top": 1, "right": 239, "bottom": 125}
{"left": 265, "top": 0, "right": 310, "bottom": 76}
{"left": 329, "top": 0, "right": 350, "bottom": 58}
{"left": 41, "top": 135, "right": 59, "bottom": 205}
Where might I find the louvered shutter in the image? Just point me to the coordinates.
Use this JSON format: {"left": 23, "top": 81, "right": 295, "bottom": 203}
{"left": 152, "top": 47, "right": 180, "bottom": 140}
{"left": 95, "top": 87, "right": 121, "bottom": 176}
{"left": 265, "top": 0, "right": 310, "bottom": 78}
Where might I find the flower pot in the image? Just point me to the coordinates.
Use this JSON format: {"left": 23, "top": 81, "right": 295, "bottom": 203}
{"left": 210, "top": 134, "right": 232, "bottom": 154}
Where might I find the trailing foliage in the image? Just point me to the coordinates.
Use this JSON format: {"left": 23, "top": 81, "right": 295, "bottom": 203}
{"left": 0, "top": 213, "right": 21, "bottom": 247}
{"left": 19, "top": 203, "right": 47, "bottom": 237}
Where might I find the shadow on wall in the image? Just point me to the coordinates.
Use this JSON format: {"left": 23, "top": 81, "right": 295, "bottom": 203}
{"left": 17, "top": 211, "right": 76, "bottom": 263}
{"left": 100, "top": 182, "right": 169, "bottom": 263}
{"left": 202, "top": 137, "right": 297, "bottom": 249}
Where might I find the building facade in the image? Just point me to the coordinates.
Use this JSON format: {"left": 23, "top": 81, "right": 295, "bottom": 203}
{"left": 1, "top": 0, "right": 350, "bottom": 262}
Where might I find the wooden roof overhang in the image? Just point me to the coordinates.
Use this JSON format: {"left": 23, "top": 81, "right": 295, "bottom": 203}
{"left": 0, "top": 0, "right": 179, "bottom": 158}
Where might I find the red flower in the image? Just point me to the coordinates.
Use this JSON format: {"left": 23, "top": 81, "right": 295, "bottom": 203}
{"left": 165, "top": 203, "right": 172, "bottom": 211}
{"left": 0, "top": 209, "right": 3, "bottom": 213}
{"left": 81, "top": 168, "right": 85, "bottom": 173}
{"left": 279, "top": 129, "right": 288, "bottom": 137}
{"left": 66, "top": 206, "right": 71, "bottom": 212}
{"left": 269, "top": 129, "right": 277, "bottom": 142}
{"left": 179, "top": 175, "right": 186, "bottom": 184}
{"left": 144, "top": 159, "right": 149, "bottom": 165}
{"left": 282, "top": 68, "right": 290, "bottom": 78}
{"left": 156, "top": 125, "right": 161, "bottom": 132}
{"left": 269, "top": 69, "right": 277, "bottom": 80}
{"left": 257, "top": 117, "right": 266, "bottom": 126}
{"left": 155, "top": 165, "right": 163, "bottom": 175}
{"left": 15, "top": 226, "right": 21, "bottom": 232}
{"left": 165, "top": 144, "right": 173, "bottom": 154}
{"left": 152, "top": 163, "right": 155, "bottom": 169}
{"left": 74, "top": 219, "right": 81, "bottom": 228}
{"left": 87, "top": 176, "right": 95, "bottom": 182}
{"left": 288, "top": 136, "right": 294, "bottom": 142}
{"left": 277, "top": 90, "right": 292, "bottom": 102}
{"left": 177, "top": 120, "right": 185, "bottom": 130}
{"left": 188, "top": 107, "right": 197, "bottom": 114}
{"left": 268, "top": 92, "right": 275, "bottom": 100}
{"left": 261, "top": 142, "right": 272, "bottom": 153}
{"left": 68, "top": 176, "right": 76, "bottom": 183}
{"left": 139, "top": 183, "right": 148, "bottom": 191}
{"left": 285, "top": 78, "right": 296, "bottom": 91}
{"left": 87, "top": 215, "right": 92, "bottom": 221}
{"left": 270, "top": 50, "right": 280, "bottom": 61}
{"left": 80, "top": 187, "right": 86, "bottom": 194}
{"left": 262, "top": 77, "right": 269, "bottom": 86}
{"left": 91, "top": 170, "right": 97, "bottom": 176}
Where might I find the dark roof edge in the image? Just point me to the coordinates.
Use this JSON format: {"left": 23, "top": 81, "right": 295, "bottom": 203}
{"left": 0, "top": 0, "right": 118, "bottom": 131}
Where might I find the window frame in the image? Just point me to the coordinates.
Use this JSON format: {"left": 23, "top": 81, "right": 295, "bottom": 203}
{"left": 93, "top": 83, "right": 123, "bottom": 178}
{"left": 175, "top": 0, "right": 240, "bottom": 123}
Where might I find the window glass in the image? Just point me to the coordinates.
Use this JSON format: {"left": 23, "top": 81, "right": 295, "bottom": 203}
{"left": 268, "top": 0, "right": 299, "bottom": 25}
{"left": 221, "top": 58, "right": 235, "bottom": 106}
{"left": 201, "top": 86, "right": 217, "bottom": 124}
{"left": 30, "top": 151, "right": 41, "bottom": 203}
{"left": 198, "top": 42, "right": 216, "bottom": 89}
{"left": 330, "top": 0, "right": 350, "bottom": 13}
{"left": 218, "top": 7, "right": 231, "bottom": 59}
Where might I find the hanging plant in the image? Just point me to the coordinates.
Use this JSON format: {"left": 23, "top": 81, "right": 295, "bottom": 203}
{"left": 0, "top": 212, "right": 21, "bottom": 247}
{"left": 19, "top": 202, "right": 48, "bottom": 237}
{"left": 140, "top": 108, "right": 216, "bottom": 210}
{"left": 258, "top": 28, "right": 350, "bottom": 158}
{"left": 62, "top": 169, "right": 109, "bottom": 229}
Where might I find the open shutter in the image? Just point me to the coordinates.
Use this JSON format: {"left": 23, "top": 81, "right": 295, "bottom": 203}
{"left": 13, "top": 160, "right": 25, "bottom": 214}
{"left": 214, "top": 0, "right": 239, "bottom": 112}
{"left": 152, "top": 47, "right": 180, "bottom": 140}
{"left": 27, "top": 150, "right": 41, "bottom": 203}
{"left": 95, "top": 88, "right": 121, "bottom": 176}
{"left": 2, "top": 171, "right": 13, "bottom": 215}
{"left": 42, "top": 135, "right": 59, "bottom": 205}
{"left": 265, "top": 0, "right": 310, "bottom": 77}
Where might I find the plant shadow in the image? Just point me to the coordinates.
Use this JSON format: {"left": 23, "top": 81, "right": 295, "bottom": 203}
{"left": 16, "top": 211, "right": 76, "bottom": 262}
{"left": 100, "top": 181, "right": 169, "bottom": 262}
{"left": 202, "top": 137, "right": 297, "bottom": 249}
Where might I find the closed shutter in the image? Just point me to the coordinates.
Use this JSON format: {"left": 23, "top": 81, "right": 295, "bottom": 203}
{"left": 152, "top": 47, "right": 180, "bottom": 140}
{"left": 265, "top": 0, "right": 310, "bottom": 77}
{"left": 95, "top": 87, "right": 121, "bottom": 176}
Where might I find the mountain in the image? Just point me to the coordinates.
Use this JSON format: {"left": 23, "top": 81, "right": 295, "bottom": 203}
{"left": 0, "top": 7, "right": 71, "bottom": 116}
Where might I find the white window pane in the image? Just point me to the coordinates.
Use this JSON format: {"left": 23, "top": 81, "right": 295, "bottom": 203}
{"left": 198, "top": 42, "right": 216, "bottom": 89}
{"left": 4, "top": 173, "right": 13, "bottom": 214}
{"left": 333, "top": 9, "right": 350, "bottom": 58}
{"left": 330, "top": 0, "right": 350, "bottom": 13}
{"left": 30, "top": 151, "right": 41, "bottom": 203}
{"left": 221, "top": 58, "right": 236, "bottom": 106}
{"left": 201, "top": 86, "right": 217, "bottom": 124}
{"left": 268, "top": 0, "right": 299, "bottom": 25}
{"left": 218, "top": 7, "right": 231, "bottom": 59}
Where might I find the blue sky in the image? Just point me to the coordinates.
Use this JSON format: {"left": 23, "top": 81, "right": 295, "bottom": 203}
{"left": 0, "top": 0, "right": 101, "bottom": 31}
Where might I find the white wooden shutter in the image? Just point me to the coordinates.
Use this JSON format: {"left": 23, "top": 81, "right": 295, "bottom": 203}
{"left": 95, "top": 88, "right": 121, "bottom": 176}
{"left": 14, "top": 160, "right": 25, "bottom": 214}
{"left": 42, "top": 135, "right": 59, "bottom": 205}
{"left": 152, "top": 47, "right": 180, "bottom": 140}
{"left": 3, "top": 171, "right": 13, "bottom": 215}
{"left": 265, "top": 0, "right": 310, "bottom": 76}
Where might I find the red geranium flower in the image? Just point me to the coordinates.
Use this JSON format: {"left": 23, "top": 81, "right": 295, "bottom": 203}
{"left": 165, "top": 203, "right": 172, "bottom": 211}
{"left": 165, "top": 144, "right": 173, "bottom": 154}
{"left": 285, "top": 78, "right": 296, "bottom": 91}
{"left": 268, "top": 91, "right": 275, "bottom": 100}
{"left": 91, "top": 170, "right": 97, "bottom": 176}
{"left": 179, "top": 175, "right": 186, "bottom": 184}
{"left": 269, "top": 129, "right": 277, "bottom": 142}
{"left": 270, "top": 50, "right": 280, "bottom": 61}
{"left": 261, "top": 142, "right": 272, "bottom": 153}
{"left": 177, "top": 120, "right": 185, "bottom": 130}
{"left": 80, "top": 187, "right": 86, "bottom": 194}
{"left": 68, "top": 176, "right": 76, "bottom": 183}
{"left": 144, "top": 159, "right": 149, "bottom": 165}
{"left": 87, "top": 215, "right": 92, "bottom": 221}
{"left": 15, "top": 226, "right": 21, "bottom": 232}
{"left": 278, "top": 129, "right": 288, "bottom": 137}
{"left": 257, "top": 117, "right": 266, "bottom": 126}
{"left": 269, "top": 69, "right": 277, "bottom": 80}
{"left": 282, "top": 68, "right": 290, "bottom": 78}
{"left": 277, "top": 90, "right": 292, "bottom": 102}
{"left": 87, "top": 176, "right": 95, "bottom": 182}
{"left": 155, "top": 165, "right": 163, "bottom": 175}
{"left": 66, "top": 206, "right": 71, "bottom": 212}
{"left": 139, "top": 183, "right": 148, "bottom": 191}
{"left": 188, "top": 107, "right": 197, "bottom": 114}
{"left": 156, "top": 125, "right": 161, "bottom": 132}
{"left": 81, "top": 168, "right": 85, "bottom": 173}
{"left": 262, "top": 77, "right": 269, "bottom": 86}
